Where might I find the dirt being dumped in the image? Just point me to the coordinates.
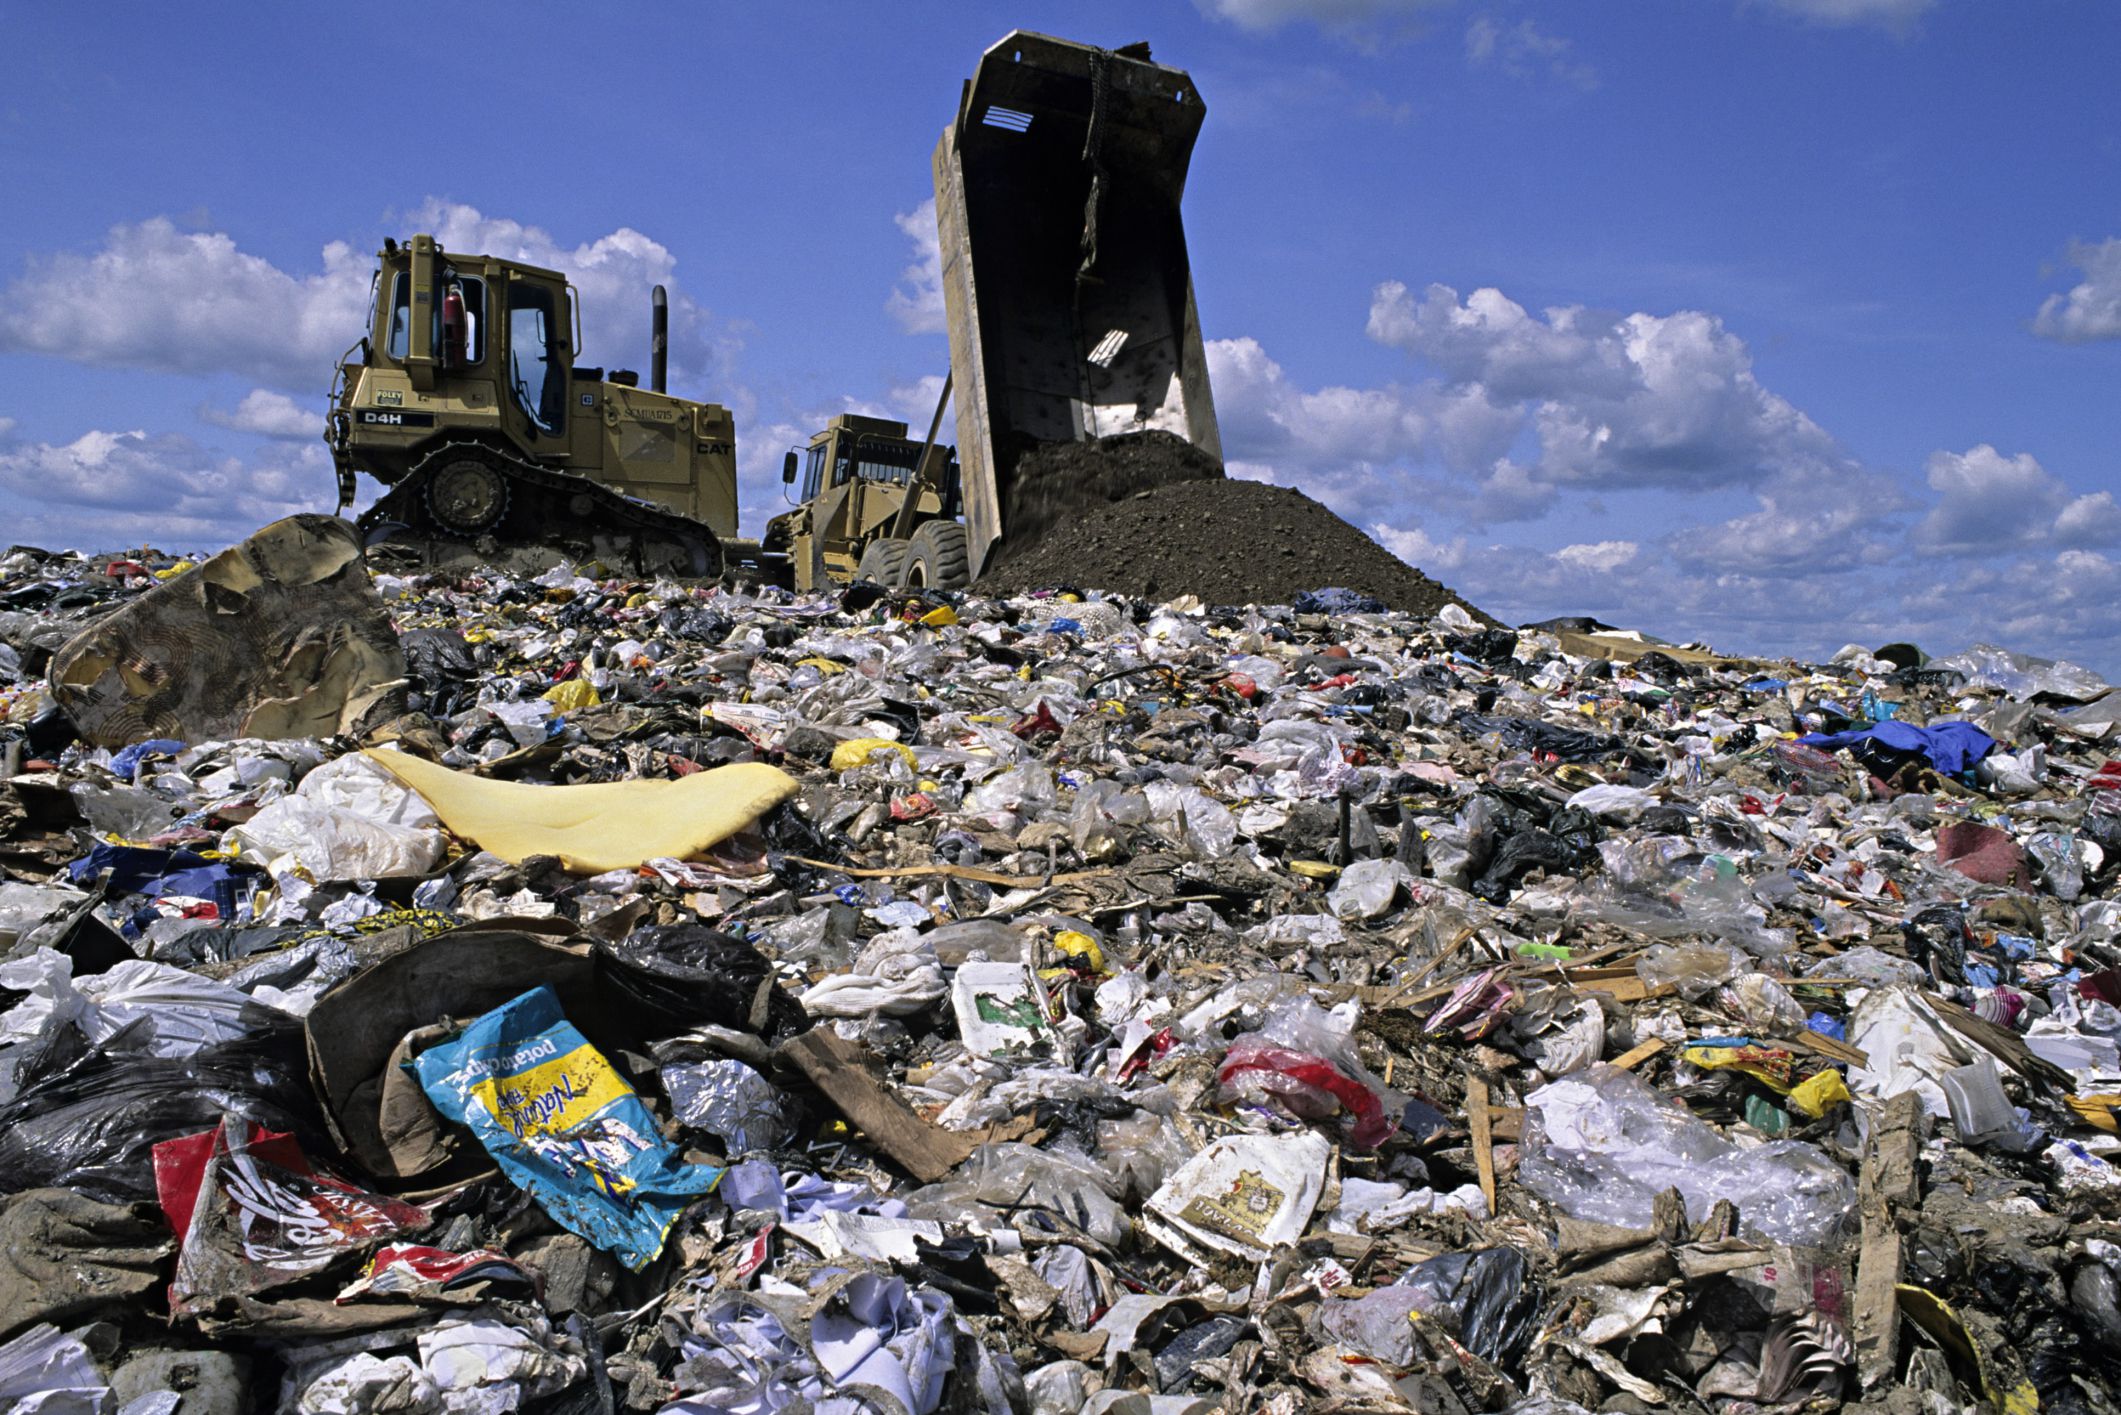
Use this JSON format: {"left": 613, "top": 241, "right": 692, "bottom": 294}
{"left": 994, "top": 429, "right": 1229, "bottom": 559}
{"left": 977, "top": 463, "right": 1487, "bottom": 620}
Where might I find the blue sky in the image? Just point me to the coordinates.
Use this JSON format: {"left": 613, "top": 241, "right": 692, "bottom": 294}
{"left": 4, "top": 0, "right": 2120, "bottom": 671}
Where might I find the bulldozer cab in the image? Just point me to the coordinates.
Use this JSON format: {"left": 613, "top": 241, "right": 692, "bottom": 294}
{"left": 767, "top": 414, "right": 960, "bottom": 592}
{"left": 339, "top": 236, "right": 575, "bottom": 460}
{"left": 329, "top": 234, "right": 741, "bottom": 567}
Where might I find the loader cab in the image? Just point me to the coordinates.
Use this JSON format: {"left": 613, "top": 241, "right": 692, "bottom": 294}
{"left": 788, "top": 415, "right": 961, "bottom": 513}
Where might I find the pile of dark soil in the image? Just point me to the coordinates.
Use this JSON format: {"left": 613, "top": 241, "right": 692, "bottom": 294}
{"left": 975, "top": 472, "right": 1487, "bottom": 619}
{"left": 995, "top": 430, "right": 1228, "bottom": 558}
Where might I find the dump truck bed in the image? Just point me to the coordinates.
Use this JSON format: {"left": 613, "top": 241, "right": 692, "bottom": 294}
{"left": 934, "top": 32, "right": 1222, "bottom": 577}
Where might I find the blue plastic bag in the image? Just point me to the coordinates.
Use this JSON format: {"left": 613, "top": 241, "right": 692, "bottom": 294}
{"left": 413, "top": 985, "right": 722, "bottom": 1269}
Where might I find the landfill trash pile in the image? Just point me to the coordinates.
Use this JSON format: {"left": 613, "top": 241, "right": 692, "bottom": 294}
{"left": 976, "top": 474, "right": 1485, "bottom": 619}
{"left": 7, "top": 522, "right": 2121, "bottom": 1413}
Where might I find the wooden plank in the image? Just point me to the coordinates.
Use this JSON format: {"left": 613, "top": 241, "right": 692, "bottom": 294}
{"left": 1611, "top": 1038, "right": 1667, "bottom": 1071}
{"left": 1466, "top": 1074, "right": 1497, "bottom": 1217}
{"left": 1853, "top": 1222, "right": 1903, "bottom": 1389}
{"left": 779, "top": 1028, "right": 973, "bottom": 1183}
{"left": 1853, "top": 1091, "right": 1920, "bottom": 1390}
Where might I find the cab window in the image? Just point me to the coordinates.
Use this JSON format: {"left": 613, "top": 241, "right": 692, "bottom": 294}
{"left": 386, "top": 274, "right": 412, "bottom": 359}
{"left": 383, "top": 273, "right": 486, "bottom": 364}
{"left": 508, "top": 284, "right": 566, "bottom": 435}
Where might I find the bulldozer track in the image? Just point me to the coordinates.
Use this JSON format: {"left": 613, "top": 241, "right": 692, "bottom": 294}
{"left": 356, "top": 439, "right": 724, "bottom": 578}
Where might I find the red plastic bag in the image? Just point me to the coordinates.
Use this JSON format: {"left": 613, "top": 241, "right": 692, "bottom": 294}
{"left": 153, "top": 1120, "right": 430, "bottom": 1318}
{"left": 1218, "top": 1039, "right": 1396, "bottom": 1149}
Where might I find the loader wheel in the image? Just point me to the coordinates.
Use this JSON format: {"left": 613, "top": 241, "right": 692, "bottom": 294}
{"left": 902, "top": 521, "right": 970, "bottom": 590}
{"left": 855, "top": 537, "right": 911, "bottom": 586}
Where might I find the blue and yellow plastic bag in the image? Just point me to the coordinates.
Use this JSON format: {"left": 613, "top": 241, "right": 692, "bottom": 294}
{"left": 414, "top": 985, "right": 722, "bottom": 1270}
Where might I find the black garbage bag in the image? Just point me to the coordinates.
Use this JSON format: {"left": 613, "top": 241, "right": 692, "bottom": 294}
{"left": 1472, "top": 827, "right": 1589, "bottom": 904}
{"left": 1629, "top": 650, "right": 1692, "bottom": 683}
{"left": 761, "top": 801, "right": 856, "bottom": 897}
{"left": 660, "top": 606, "right": 734, "bottom": 642}
{"left": 0, "top": 1019, "right": 324, "bottom": 1205}
{"left": 595, "top": 924, "right": 810, "bottom": 1042}
{"left": 1459, "top": 713, "right": 1621, "bottom": 763}
{"left": 1443, "top": 629, "right": 1519, "bottom": 665}
{"left": 1397, "top": 1246, "right": 1538, "bottom": 1365}
{"left": 399, "top": 627, "right": 479, "bottom": 685}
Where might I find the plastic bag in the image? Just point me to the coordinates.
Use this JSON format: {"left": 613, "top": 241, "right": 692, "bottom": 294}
{"left": 1329, "top": 858, "right": 1414, "bottom": 921}
{"left": 224, "top": 753, "right": 445, "bottom": 880}
{"left": 664, "top": 1059, "right": 794, "bottom": 1155}
{"left": 1396, "top": 1246, "right": 1538, "bottom": 1364}
{"left": 0, "top": 1022, "right": 323, "bottom": 1204}
{"left": 1219, "top": 1040, "right": 1396, "bottom": 1148}
{"left": 1636, "top": 941, "right": 1743, "bottom": 999}
{"left": 1, "top": 950, "right": 280, "bottom": 1061}
{"left": 1518, "top": 1063, "right": 1854, "bottom": 1247}
{"left": 595, "top": 924, "right": 809, "bottom": 1041}
{"left": 153, "top": 1119, "right": 430, "bottom": 1319}
{"left": 413, "top": 986, "right": 724, "bottom": 1270}
{"left": 903, "top": 1142, "right": 1129, "bottom": 1249}
{"left": 1929, "top": 643, "right": 2109, "bottom": 702}
{"left": 800, "top": 929, "right": 946, "bottom": 1018}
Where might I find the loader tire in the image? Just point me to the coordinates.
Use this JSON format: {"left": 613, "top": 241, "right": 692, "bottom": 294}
{"left": 855, "top": 537, "right": 911, "bottom": 586}
{"left": 902, "top": 521, "right": 970, "bottom": 590}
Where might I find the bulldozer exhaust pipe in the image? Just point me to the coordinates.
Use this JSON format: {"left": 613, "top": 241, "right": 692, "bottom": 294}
{"left": 651, "top": 286, "right": 668, "bottom": 394}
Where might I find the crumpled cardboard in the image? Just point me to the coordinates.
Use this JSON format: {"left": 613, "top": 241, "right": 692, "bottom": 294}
{"left": 47, "top": 515, "right": 405, "bottom": 748}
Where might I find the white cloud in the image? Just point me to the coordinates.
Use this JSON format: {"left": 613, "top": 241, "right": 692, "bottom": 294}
{"left": 1464, "top": 16, "right": 1598, "bottom": 90}
{"left": 2057, "top": 491, "right": 2121, "bottom": 545}
{"left": 2033, "top": 238, "right": 2121, "bottom": 343}
{"left": 0, "top": 218, "right": 371, "bottom": 390}
{"left": 1757, "top": 0, "right": 1934, "bottom": 32}
{"left": 0, "top": 424, "right": 324, "bottom": 552}
{"left": 886, "top": 199, "right": 946, "bottom": 336}
{"left": 1195, "top": 0, "right": 1448, "bottom": 37}
{"left": 1369, "top": 521, "right": 1469, "bottom": 573}
{"left": 201, "top": 388, "right": 317, "bottom": 440}
{"left": 1912, "top": 444, "right": 2121, "bottom": 556}
{"left": 1554, "top": 539, "right": 1637, "bottom": 573}
{"left": 1210, "top": 334, "right": 1521, "bottom": 477}
{"left": 0, "top": 203, "right": 741, "bottom": 398}
{"left": 1369, "top": 280, "right": 1844, "bottom": 493}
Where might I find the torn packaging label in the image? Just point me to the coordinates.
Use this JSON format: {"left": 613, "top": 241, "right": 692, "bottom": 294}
{"left": 414, "top": 985, "right": 723, "bottom": 1270}
{"left": 153, "top": 1120, "right": 430, "bottom": 1319}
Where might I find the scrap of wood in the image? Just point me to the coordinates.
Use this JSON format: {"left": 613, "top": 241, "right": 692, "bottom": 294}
{"left": 1572, "top": 976, "right": 1665, "bottom": 1005}
{"left": 1466, "top": 1074, "right": 1498, "bottom": 1217}
{"left": 779, "top": 1028, "right": 973, "bottom": 1183}
{"left": 1784, "top": 1030, "right": 1870, "bottom": 1069}
{"left": 1379, "top": 940, "right": 1649, "bottom": 1011}
{"left": 1928, "top": 992, "right": 2074, "bottom": 1090}
{"left": 1853, "top": 1093, "right": 1922, "bottom": 1389}
{"left": 1387, "top": 926, "right": 1481, "bottom": 1000}
{"left": 786, "top": 855, "right": 1113, "bottom": 889}
{"left": 1611, "top": 1038, "right": 1667, "bottom": 1071}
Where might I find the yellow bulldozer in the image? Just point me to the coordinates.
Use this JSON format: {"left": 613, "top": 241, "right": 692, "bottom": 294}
{"left": 327, "top": 235, "right": 749, "bottom": 578}
{"left": 328, "top": 31, "right": 1219, "bottom": 591}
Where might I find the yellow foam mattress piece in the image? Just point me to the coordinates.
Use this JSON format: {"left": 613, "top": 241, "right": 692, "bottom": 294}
{"left": 365, "top": 750, "right": 798, "bottom": 875}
